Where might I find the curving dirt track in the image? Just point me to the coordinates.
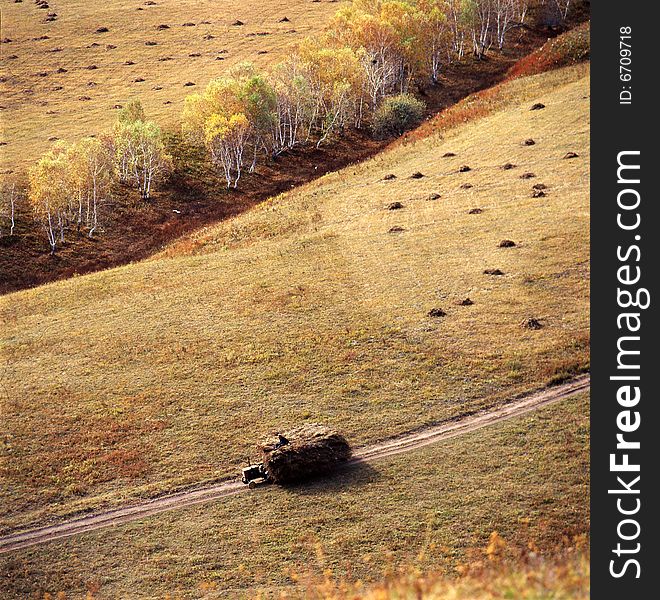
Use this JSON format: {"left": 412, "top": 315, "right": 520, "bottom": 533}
{"left": 0, "top": 375, "right": 589, "bottom": 554}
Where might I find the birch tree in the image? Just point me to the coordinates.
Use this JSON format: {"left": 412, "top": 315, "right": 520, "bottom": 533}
{"left": 29, "top": 145, "right": 70, "bottom": 253}
{"left": 114, "top": 120, "right": 172, "bottom": 201}
{"left": 270, "top": 57, "right": 316, "bottom": 153}
{"left": 418, "top": 0, "right": 451, "bottom": 81}
{"left": 556, "top": 0, "right": 571, "bottom": 20}
{"left": 493, "top": 0, "right": 516, "bottom": 49}
{"left": 182, "top": 77, "right": 244, "bottom": 143}
{"left": 380, "top": 0, "right": 429, "bottom": 90}
{"left": 183, "top": 68, "right": 278, "bottom": 177}
{"left": 118, "top": 98, "right": 147, "bottom": 125}
{"left": 296, "top": 42, "right": 364, "bottom": 146}
{"left": 465, "top": 0, "right": 493, "bottom": 58}
{"left": 114, "top": 100, "right": 148, "bottom": 183}
{"left": 330, "top": 6, "right": 406, "bottom": 105}
{"left": 444, "top": 0, "right": 469, "bottom": 59}
{"left": 237, "top": 72, "right": 278, "bottom": 170}
{"left": 67, "top": 138, "right": 113, "bottom": 237}
{"left": 0, "top": 176, "right": 18, "bottom": 238}
{"left": 204, "top": 113, "right": 251, "bottom": 188}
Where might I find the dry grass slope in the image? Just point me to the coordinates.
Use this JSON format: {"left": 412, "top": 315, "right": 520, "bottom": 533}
{"left": 0, "top": 392, "right": 589, "bottom": 599}
{"left": 302, "top": 548, "right": 589, "bottom": 600}
{"left": 0, "top": 0, "right": 348, "bottom": 170}
{"left": 0, "top": 63, "right": 589, "bottom": 534}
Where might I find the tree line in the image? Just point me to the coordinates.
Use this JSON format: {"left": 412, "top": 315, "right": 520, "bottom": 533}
{"left": 13, "top": 0, "right": 574, "bottom": 252}
{"left": 181, "top": 0, "right": 554, "bottom": 187}
{"left": 17, "top": 101, "right": 172, "bottom": 253}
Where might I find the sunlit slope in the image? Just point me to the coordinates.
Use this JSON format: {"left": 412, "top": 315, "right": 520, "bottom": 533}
{"left": 0, "top": 0, "right": 348, "bottom": 169}
{"left": 0, "top": 393, "right": 590, "bottom": 600}
{"left": 0, "top": 64, "right": 589, "bottom": 531}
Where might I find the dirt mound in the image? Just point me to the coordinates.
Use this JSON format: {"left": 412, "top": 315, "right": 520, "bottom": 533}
{"left": 382, "top": 173, "right": 396, "bottom": 180}
{"left": 498, "top": 239, "right": 516, "bottom": 248}
{"left": 410, "top": 171, "right": 425, "bottom": 179}
{"left": 386, "top": 202, "right": 403, "bottom": 210}
{"left": 262, "top": 424, "right": 351, "bottom": 484}
{"left": 530, "top": 103, "right": 545, "bottom": 110}
{"left": 520, "top": 172, "right": 536, "bottom": 179}
{"left": 523, "top": 138, "right": 536, "bottom": 146}
{"left": 457, "top": 298, "right": 474, "bottom": 306}
{"left": 521, "top": 317, "right": 543, "bottom": 330}
{"left": 502, "top": 162, "right": 516, "bottom": 170}
{"left": 428, "top": 308, "right": 446, "bottom": 317}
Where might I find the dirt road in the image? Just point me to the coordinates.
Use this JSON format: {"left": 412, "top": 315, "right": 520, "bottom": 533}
{"left": 0, "top": 375, "right": 589, "bottom": 554}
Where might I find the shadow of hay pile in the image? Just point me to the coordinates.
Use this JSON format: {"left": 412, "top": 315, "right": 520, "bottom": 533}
{"left": 262, "top": 424, "right": 351, "bottom": 484}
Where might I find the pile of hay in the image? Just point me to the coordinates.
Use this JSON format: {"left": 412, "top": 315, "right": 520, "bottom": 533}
{"left": 262, "top": 424, "right": 351, "bottom": 484}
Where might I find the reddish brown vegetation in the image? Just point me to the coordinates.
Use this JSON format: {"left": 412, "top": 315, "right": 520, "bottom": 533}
{"left": 506, "top": 22, "right": 590, "bottom": 80}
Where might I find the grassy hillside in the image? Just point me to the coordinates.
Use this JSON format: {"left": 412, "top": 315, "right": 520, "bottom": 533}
{"left": 0, "top": 0, "right": 348, "bottom": 170}
{"left": 0, "top": 392, "right": 590, "bottom": 599}
{"left": 0, "top": 63, "right": 589, "bottom": 533}
{"left": 0, "top": 6, "right": 557, "bottom": 298}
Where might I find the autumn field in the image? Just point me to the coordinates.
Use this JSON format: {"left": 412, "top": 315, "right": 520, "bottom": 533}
{"left": 0, "top": 60, "right": 589, "bottom": 535}
{"left": 0, "top": 392, "right": 590, "bottom": 598}
{"left": 0, "top": 4, "right": 589, "bottom": 295}
{"left": 0, "top": 0, "right": 349, "bottom": 171}
{"left": 1, "top": 1, "right": 590, "bottom": 596}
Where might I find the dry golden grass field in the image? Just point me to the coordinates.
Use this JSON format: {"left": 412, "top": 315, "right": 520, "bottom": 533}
{"left": 0, "top": 61, "right": 590, "bottom": 541}
{"left": 0, "top": 0, "right": 348, "bottom": 171}
{"left": 0, "top": 392, "right": 589, "bottom": 599}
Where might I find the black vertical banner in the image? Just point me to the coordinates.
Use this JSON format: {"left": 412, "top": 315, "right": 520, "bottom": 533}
{"left": 591, "top": 2, "right": 659, "bottom": 597}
